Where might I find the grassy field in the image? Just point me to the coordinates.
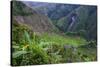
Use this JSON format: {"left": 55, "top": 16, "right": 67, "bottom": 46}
{"left": 40, "top": 33, "right": 87, "bottom": 47}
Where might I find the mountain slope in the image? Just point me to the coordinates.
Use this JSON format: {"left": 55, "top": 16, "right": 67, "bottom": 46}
{"left": 23, "top": 2, "right": 79, "bottom": 20}
{"left": 22, "top": 2, "right": 97, "bottom": 40}
{"left": 56, "top": 6, "right": 97, "bottom": 40}
{"left": 11, "top": 1, "right": 97, "bottom": 66}
{"left": 12, "top": 1, "right": 56, "bottom": 34}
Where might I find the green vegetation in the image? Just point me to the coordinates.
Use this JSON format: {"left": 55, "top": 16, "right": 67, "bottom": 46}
{"left": 41, "top": 33, "right": 87, "bottom": 47}
{"left": 12, "top": 1, "right": 33, "bottom": 16}
{"left": 54, "top": 6, "right": 97, "bottom": 40}
{"left": 11, "top": 1, "right": 97, "bottom": 66}
{"left": 12, "top": 22, "right": 97, "bottom": 66}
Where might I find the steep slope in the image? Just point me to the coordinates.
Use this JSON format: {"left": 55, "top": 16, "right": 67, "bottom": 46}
{"left": 23, "top": 2, "right": 79, "bottom": 20}
{"left": 56, "top": 6, "right": 97, "bottom": 40}
{"left": 12, "top": 1, "right": 97, "bottom": 66}
{"left": 12, "top": 1, "right": 56, "bottom": 34}
{"left": 22, "top": 2, "right": 97, "bottom": 40}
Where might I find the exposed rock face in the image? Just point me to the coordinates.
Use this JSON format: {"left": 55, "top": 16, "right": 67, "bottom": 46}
{"left": 12, "top": 1, "right": 56, "bottom": 34}
{"left": 13, "top": 14, "right": 54, "bottom": 33}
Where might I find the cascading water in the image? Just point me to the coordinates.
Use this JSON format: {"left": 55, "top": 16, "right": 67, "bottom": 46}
{"left": 67, "top": 16, "right": 76, "bottom": 31}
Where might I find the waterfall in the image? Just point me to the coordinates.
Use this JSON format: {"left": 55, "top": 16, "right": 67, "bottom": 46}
{"left": 67, "top": 16, "right": 76, "bottom": 31}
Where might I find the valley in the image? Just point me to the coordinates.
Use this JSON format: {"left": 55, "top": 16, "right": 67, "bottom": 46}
{"left": 11, "top": 1, "right": 97, "bottom": 66}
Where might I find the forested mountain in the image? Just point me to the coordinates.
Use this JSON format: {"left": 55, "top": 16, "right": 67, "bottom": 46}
{"left": 23, "top": 2, "right": 97, "bottom": 40}
{"left": 11, "top": 1, "right": 97, "bottom": 66}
